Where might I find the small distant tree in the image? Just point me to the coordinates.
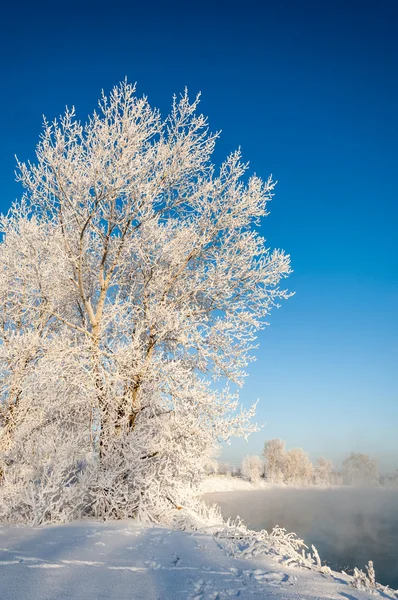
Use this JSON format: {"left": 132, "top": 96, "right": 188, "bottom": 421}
{"left": 263, "top": 438, "right": 285, "bottom": 482}
{"left": 230, "top": 465, "right": 241, "bottom": 477}
{"left": 204, "top": 459, "right": 219, "bottom": 476}
{"left": 313, "top": 457, "right": 333, "bottom": 486}
{"left": 342, "top": 453, "right": 379, "bottom": 486}
{"left": 380, "top": 469, "right": 398, "bottom": 489}
{"left": 241, "top": 455, "right": 263, "bottom": 483}
{"left": 283, "top": 448, "right": 313, "bottom": 484}
{"left": 217, "top": 463, "right": 232, "bottom": 476}
{"left": 330, "top": 470, "right": 343, "bottom": 486}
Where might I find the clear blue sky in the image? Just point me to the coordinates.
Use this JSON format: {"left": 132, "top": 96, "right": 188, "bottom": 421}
{"left": 0, "top": 0, "right": 397, "bottom": 470}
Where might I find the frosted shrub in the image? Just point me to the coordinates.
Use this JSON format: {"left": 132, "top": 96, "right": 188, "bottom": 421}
{"left": 214, "top": 523, "right": 319, "bottom": 569}
{"left": 351, "top": 561, "right": 378, "bottom": 593}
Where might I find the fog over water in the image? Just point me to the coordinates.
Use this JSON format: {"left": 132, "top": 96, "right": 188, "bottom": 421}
{"left": 205, "top": 488, "right": 398, "bottom": 589}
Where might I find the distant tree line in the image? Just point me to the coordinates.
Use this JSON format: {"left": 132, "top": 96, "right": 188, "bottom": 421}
{"left": 211, "top": 438, "right": 398, "bottom": 487}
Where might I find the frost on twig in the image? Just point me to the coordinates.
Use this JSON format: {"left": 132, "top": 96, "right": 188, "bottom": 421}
{"left": 349, "top": 560, "right": 397, "bottom": 597}
{"left": 213, "top": 523, "right": 318, "bottom": 569}
{"left": 208, "top": 519, "right": 396, "bottom": 598}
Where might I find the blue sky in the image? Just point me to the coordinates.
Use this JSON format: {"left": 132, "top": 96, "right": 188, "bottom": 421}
{"left": 0, "top": 0, "right": 397, "bottom": 470}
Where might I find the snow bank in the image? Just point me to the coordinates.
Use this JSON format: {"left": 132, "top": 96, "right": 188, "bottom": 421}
{"left": 0, "top": 520, "right": 394, "bottom": 600}
{"left": 199, "top": 475, "right": 269, "bottom": 493}
{"left": 199, "top": 475, "right": 341, "bottom": 494}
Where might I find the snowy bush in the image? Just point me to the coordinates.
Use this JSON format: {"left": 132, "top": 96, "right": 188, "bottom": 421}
{"left": 214, "top": 523, "right": 319, "bottom": 569}
{"left": 351, "top": 560, "right": 377, "bottom": 592}
{"left": 349, "top": 561, "right": 398, "bottom": 598}
{"left": 241, "top": 455, "right": 263, "bottom": 483}
{"left": 0, "top": 81, "right": 291, "bottom": 524}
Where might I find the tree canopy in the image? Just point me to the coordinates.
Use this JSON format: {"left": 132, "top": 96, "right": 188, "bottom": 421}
{"left": 0, "top": 82, "right": 291, "bottom": 523}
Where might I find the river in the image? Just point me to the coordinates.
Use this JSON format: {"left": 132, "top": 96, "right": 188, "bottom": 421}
{"left": 204, "top": 487, "right": 398, "bottom": 589}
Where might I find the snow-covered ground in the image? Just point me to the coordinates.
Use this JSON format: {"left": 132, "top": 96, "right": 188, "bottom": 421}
{"left": 0, "top": 520, "right": 385, "bottom": 600}
{"left": 199, "top": 476, "right": 339, "bottom": 494}
{"left": 200, "top": 475, "right": 270, "bottom": 493}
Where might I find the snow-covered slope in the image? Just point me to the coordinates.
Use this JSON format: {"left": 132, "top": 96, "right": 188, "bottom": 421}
{"left": 0, "top": 520, "right": 383, "bottom": 600}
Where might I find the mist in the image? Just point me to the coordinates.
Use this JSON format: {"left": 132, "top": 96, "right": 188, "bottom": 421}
{"left": 205, "top": 488, "right": 398, "bottom": 588}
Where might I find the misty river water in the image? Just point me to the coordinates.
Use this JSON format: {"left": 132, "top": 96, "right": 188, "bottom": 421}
{"left": 205, "top": 487, "right": 398, "bottom": 589}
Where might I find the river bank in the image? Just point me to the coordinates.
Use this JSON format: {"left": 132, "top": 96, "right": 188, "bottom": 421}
{"left": 0, "top": 520, "right": 393, "bottom": 600}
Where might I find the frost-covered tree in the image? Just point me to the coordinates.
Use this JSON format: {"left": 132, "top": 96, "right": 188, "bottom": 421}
{"left": 263, "top": 438, "right": 285, "bottom": 482}
{"left": 283, "top": 448, "right": 313, "bottom": 485}
{"left": 342, "top": 453, "right": 379, "bottom": 487}
{"left": 241, "top": 455, "right": 263, "bottom": 483}
{"left": 217, "top": 463, "right": 232, "bottom": 476}
{"left": 380, "top": 469, "right": 398, "bottom": 489}
{"left": 330, "top": 470, "right": 343, "bottom": 486}
{"left": 0, "top": 82, "right": 291, "bottom": 524}
{"left": 313, "top": 457, "right": 333, "bottom": 486}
